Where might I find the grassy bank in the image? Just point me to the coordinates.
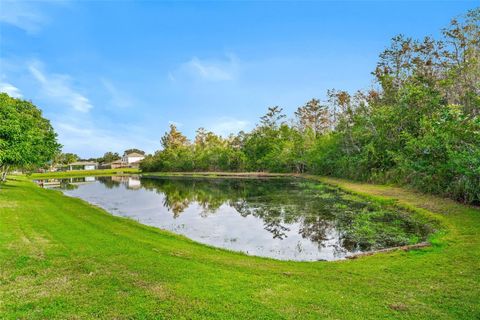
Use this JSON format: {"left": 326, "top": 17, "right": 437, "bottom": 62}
{"left": 29, "top": 168, "right": 140, "bottom": 179}
{"left": 1, "top": 175, "right": 479, "bottom": 319}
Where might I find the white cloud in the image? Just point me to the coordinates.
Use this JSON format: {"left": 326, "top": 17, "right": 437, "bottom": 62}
{"left": 173, "top": 54, "right": 240, "bottom": 82}
{"left": 0, "top": 1, "right": 47, "bottom": 34}
{"left": 0, "top": 58, "right": 156, "bottom": 158}
{"left": 28, "top": 60, "right": 93, "bottom": 112}
{"left": 0, "top": 82, "right": 22, "bottom": 98}
{"left": 186, "top": 57, "right": 234, "bottom": 81}
{"left": 0, "top": 1, "right": 70, "bottom": 34}
{"left": 56, "top": 122, "right": 124, "bottom": 151}
{"left": 209, "top": 118, "right": 250, "bottom": 137}
{"left": 55, "top": 121, "right": 158, "bottom": 157}
{"left": 101, "top": 78, "right": 134, "bottom": 108}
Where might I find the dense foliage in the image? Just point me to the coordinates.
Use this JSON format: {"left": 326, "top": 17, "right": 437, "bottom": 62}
{"left": 97, "top": 151, "right": 121, "bottom": 164}
{"left": 54, "top": 153, "right": 80, "bottom": 165}
{"left": 141, "top": 9, "right": 480, "bottom": 204}
{"left": 0, "top": 93, "right": 61, "bottom": 181}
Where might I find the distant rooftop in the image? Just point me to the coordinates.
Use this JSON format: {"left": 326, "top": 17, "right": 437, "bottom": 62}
{"left": 125, "top": 152, "right": 144, "bottom": 157}
{"left": 69, "top": 161, "right": 97, "bottom": 166}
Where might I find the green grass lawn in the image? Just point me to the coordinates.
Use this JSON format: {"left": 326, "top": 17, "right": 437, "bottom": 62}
{"left": 0, "top": 175, "right": 479, "bottom": 319}
{"left": 29, "top": 168, "right": 140, "bottom": 179}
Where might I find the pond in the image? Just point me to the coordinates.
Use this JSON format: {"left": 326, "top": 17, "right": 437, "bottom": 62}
{"left": 38, "top": 175, "right": 433, "bottom": 261}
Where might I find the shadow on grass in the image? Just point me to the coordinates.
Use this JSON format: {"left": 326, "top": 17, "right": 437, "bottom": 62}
{"left": 0, "top": 183, "right": 17, "bottom": 189}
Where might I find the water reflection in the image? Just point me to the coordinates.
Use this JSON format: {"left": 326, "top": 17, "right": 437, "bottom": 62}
{"left": 139, "top": 178, "right": 364, "bottom": 247}
{"left": 41, "top": 175, "right": 432, "bottom": 261}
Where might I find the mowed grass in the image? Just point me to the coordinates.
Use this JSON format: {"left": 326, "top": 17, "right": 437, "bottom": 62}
{"left": 0, "top": 175, "right": 479, "bottom": 319}
{"left": 29, "top": 168, "right": 140, "bottom": 179}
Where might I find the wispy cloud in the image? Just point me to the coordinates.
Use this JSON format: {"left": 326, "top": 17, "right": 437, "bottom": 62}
{"left": 0, "top": 1, "right": 71, "bottom": 34}
{"left": 56, "top": 122, "right": 126, "bottom": 153}
{"left": 0, "top": 82, "right": 22, "bottom": 98}
{"left": 55, "top": 121, "right": 158, "bottom": 157}
{"left": 185, "top": 57, "right": 235, "bottom": 81}
{"left": 28, "top": 60, "right": 93, "bottom": 113}
{"left": 1, "top": 58, "right": 156, "bottom": 157}
{"left": 209, "top": 117, "right": 250, "bottom": 137}
{"left": 0, "top": 1, "right": 47, "bottom": 34}
{"left": 171, "top": 54, "right": 240, "bottom": 82}
{"left": 101, "top": 78, "right": 134, "bottom": 108}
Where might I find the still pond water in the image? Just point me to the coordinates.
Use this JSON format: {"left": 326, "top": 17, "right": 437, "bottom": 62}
{"left": 41, "top": 175, "right": 431, "bottom": 261}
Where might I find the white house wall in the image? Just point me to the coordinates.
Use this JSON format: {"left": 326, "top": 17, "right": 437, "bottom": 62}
{"left": 127, "top": 156, "right": 144, "bottom": 164}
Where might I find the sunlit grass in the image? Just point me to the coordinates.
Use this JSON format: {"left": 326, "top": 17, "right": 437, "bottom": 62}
{"left": 0, "top": 174, "right": 478, "bottom": 319}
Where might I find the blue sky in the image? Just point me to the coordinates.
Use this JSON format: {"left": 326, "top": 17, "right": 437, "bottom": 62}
{"left": 0, "top": 1, "right": 477, "bottom": 157}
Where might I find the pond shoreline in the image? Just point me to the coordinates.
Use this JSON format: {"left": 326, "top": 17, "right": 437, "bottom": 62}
{"left": 29, "top": 168, "right": 140, "bottom": 179}
{"left": 3, "top": 174, "right": 479, "bottom": 318}
{"left": 345, "top": 241, "right": 430, "bottom": 259}
{"left": 55, "top": 174, "right": 437, "bottom": 260}
{"left": 33, "top": 171, "right": 441, "bottom": 261}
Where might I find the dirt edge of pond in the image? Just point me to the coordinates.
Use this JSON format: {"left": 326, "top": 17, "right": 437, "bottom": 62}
{"left": 345, "top": 242, "right": 430, "bottom": 259}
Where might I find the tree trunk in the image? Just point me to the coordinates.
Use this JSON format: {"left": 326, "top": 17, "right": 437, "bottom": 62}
{"left": 1, "top": 165, "right": 9, "bottom": 182}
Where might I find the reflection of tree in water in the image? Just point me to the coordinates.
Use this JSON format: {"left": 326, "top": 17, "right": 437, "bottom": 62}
{"left": 141, "top": 178, "right": 240, "bottom": 217}
{"left": 231, "top": 185, "right": 346, "bottom": 243}
{"left": 60, "top": 180, "right": 79, "bottom": 190}
{"left": 99, "top": 177, "right": 186, "bottom": 216}
{"left": 140, "top": 177, "right": 344, "bottom": 242}
{"left": 299, "top": 215, "right": 332, "bottom": 243}
{"left": 138, "top": 177, "right": 432, "bottom": 251}
{"left": 97, "top": 176, "right": 122, "bottom": 189}
{"left": 235, "top": 204, "right": 292, "bottom": 240}
{"left": 58, "top": 177, "right": 97, "bottom": 190}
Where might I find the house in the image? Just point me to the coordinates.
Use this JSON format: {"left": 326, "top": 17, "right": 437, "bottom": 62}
{"left": 67, "top": 161, "right": 98, "bottom": 171}
{"left": 122, "top": 152, "right": 145, "bottom": 165}
{"left": 98, "top": 159, "right": 125, "bottom": 170}
{"left": 100, "top": 152, "right": 145, "bottom": 169}
{"left": 110, "top": 159, "right": 126, "bottom": 169}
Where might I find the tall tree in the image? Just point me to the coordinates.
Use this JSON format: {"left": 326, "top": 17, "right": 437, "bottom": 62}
{"left": 194, "top": 127, "right": 208, "bottom": 148}
{"left": 295, "top": 98, "right": 330, "bottom": 137}
{"left": 0, "top": 93, "right": 61, "bottom": 181}
{"left": 161, "top": 124, "right": 189, "bottom": 150}
{"left": 259, "top": 106, "right": 286, "bottom": 129}
{"left": 100, "top": 152, "right": 121, "bottom": 164}
{"left": 441, "top": 8, "right": 480, "bottom": 115}
{"left": 54, "top": 152, "right": 79, "bottom": 165}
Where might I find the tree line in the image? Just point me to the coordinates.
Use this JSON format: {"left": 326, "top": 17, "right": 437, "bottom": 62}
{"left": 54, "top": 148, "right": 145, "bottom": 166}
{"left": 141, "top": 9, "right": 480, "bottom": 204}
